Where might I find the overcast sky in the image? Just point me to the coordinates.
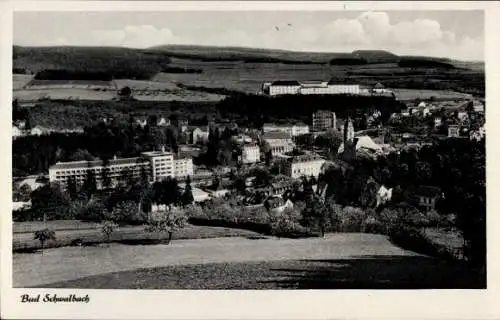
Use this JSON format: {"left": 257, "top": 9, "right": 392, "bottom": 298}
{"left": 14, "top": 11, "right": 484, "bottom": 61}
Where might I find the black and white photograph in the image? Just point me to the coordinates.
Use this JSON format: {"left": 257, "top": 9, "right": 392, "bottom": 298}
{"left": 2, "top": 1, "right": 498, "bottom": 318}
{"left": 9, "top": 5, "right": 488, "bottom": 291}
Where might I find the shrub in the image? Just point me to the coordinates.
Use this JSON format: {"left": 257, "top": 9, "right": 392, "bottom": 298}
{"left": 339, "top": 206, "right": 366, "bottom": 232}
{"left": 101, "top": 220, "right": 118, "bottom": 243}
{"left": 146, "top": 209, "right": 188, "bottom": 244}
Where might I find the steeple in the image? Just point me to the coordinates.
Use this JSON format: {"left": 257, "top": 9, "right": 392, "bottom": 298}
{"left": 344, "top": 117, "right": 354, "bottom": 144}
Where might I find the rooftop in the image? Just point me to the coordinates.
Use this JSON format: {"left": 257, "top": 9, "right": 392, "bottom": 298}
{"left": 50, "top": 157, "right": 146, "bottom": 170}
{"left": 262, "top": 131, "right": 292, "bottom": 140}
{"left": 271, "top": 80, "right": 301, "bottom": 86}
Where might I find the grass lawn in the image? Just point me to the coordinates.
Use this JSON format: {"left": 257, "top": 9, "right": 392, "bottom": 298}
{"left": 13, "top": 222, "right": 264, "bottom": 252}
{"left": 41, "top": 256, "right": 485, "bottom": 289}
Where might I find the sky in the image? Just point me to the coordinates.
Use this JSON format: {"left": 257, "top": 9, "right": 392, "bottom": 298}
{"left": 14, "top": 11, "right": 484, "bottom": 61}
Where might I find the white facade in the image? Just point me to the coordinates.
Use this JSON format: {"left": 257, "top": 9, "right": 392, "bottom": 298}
{"left": 174, "top": 157, "right": 194, "bottom": 179}
{"left": 285, "top": 157, "right": 326, "bottom": 179}
{"left": 192, "top": 127, "right": 209, "bottom": 144}
{"left": 263, "top": 124, "right": 309, "bottom": 137}
{"left": 268, "top": 84, "right": 301, "bottom": 96}
{"left": 12, "top": 125, "right": 24, "bottom": 138}
{"left": 49, "top": 149, "right": 193, "bottom": 189}
{"left": 312, "top": 110, "right": 337, "bottom": 131}
{"left": 242, "top": 145, "right": 260, "bottom": 164}
{"left": 327, "top": 84, "right": 360, "bottom": 95}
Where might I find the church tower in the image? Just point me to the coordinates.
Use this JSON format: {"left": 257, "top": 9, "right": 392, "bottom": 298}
{"left": 342, "top": 117, "right": 356, "bottom": 162}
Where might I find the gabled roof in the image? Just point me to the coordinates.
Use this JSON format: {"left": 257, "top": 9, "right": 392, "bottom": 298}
{"left": 374, "top": 82, "right": 385, "bottom": 89}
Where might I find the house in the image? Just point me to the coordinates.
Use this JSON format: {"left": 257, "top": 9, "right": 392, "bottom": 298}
{"left": 192, "top": 127, "right": 210, "bottom": 144}
{"left": 282, "top": 153, "right": 326, "bottom": 179}
{"left": 157, "top": 117, "right": 171, "bottom": 127}
{"left": 241, "top": 144, "right": 260, "bottom": 164}
{"left": 434, "top": 117, "right": 442, "bottom": 128}
{"left": 264, "top": 196, "right": 294, "bottom": 213}
{"left": 457, "top": 111, "right": 469, "bottom": 122}
{"left": 415, "top": 186, "right": 442, "bottom": 211}
{"left": 12, "top": 124, "right": 25, "bottom": 139}
{"left": 136, "top": 118, "right": 147, "bottom": 128}
{"left": 372, "top": 82, "right": 389, "bottom": 94}
{"left": 376, "top": 185, "right": 393, "bottom": 207}
{"left": 448, "top": 125, "right": 460, "bottom": 138}
{"left": 262, "top": 132, "right": 295, "bottom": 156}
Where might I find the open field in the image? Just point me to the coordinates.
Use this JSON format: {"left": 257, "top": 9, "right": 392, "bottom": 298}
{"left": 14, "top": 46, "right": 484, "bottom": 98}
{"left": 392, "top": 89, "right": 473, "bottom": 101}
{"left": 13, "top": 233, "right": 484, "bottom": 288}
{"left": 13, "top": 74, "right": 34, "bottom": 90}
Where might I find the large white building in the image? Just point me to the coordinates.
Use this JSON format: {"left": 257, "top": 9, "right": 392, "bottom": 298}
{"left": 263, "top": 80, "right": 361, "bottom": 96}
{"left": 282, "top": 154, "right": 326, "bottom": 179}
{"left": 263, "top": 123, "right": 309, "bottom": 137}
{"left": 241, "top": 144, "right": 260, "bottom": 164}
{"left": 49, "top": 148, "right": 193, "bottom": 190}
{"left": 262, "top": 132, "right": 295, "bottom": 156}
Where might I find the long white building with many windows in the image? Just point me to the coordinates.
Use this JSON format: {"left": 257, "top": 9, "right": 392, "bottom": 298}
{"left": 49, "top": 148, "right": 194, "bottom": 190}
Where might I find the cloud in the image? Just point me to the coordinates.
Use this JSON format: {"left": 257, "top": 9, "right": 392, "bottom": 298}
{"left": 38, "top": 12, "right": 483, "bottom": 61}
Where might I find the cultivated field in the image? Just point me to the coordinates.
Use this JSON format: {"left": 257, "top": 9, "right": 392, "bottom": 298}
{"left": 13, "top": 74, "right": 33, "bottom": 90}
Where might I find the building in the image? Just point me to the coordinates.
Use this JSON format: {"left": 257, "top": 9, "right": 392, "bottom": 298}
{"left": 263, "top": 123, "right": 310, "bottom": 137}
{"left": 312, "top": 110, "right": 336, "bottom": 131}
{"left": 173, "top": 155, "right": 194, "bottom": 179}
{"left": 434, "top": 117, "right": 442, "bottom": 128}
{"left": 265, "top": 80, "right": 302, "bottom": 96}
{"left": 157, "top": 117, "right": 171, "bottom": 127}
{"left": 241, "top": 144, "right": 260, "bottom": 164}
{"left": 12, "top": 124, "right": 25, "bottom": 139}
{"left": 49, "top": 148, "right": 193, "bottom": 190}
{"left": 415, "top": 186, "right": 442, "bottom": 211}
{"left": 192, "top": 127, "right": 210, "bottom": 144}
{"left": 263, "top": 80, "right": 361, "bottom": 96}
{"left": 372, "top": 82, "right": 390, "bottom": 94}
{"left": 448, "top": 125, "right": 460, "bottom": 138}
{"left": 262, "top": 132, "right": 295, "bottom": 156}
{"left": 282, "top": 154, "right": 326, "bottom": 179}
{"left": 339, "top": 118, "right": 356, "bottom": 162}
{"left": 326, "top": 82, "right": 360, "bottom": 95}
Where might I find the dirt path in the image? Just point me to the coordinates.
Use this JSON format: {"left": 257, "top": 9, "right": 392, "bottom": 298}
{"left": 13, "top": 233, "right": 420, "bottom": 287}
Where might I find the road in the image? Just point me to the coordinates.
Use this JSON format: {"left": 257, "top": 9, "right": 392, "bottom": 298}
{"left": 13, "top": 233, "right": 420, "bottom": 287}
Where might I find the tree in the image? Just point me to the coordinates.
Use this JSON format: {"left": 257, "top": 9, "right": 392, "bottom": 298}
{"left": 13, "top": 183, "right": 32, "bottom": 202}
{"left": 118, "top": 86, "right": 132, "bottom": 99}
{"left": 34, "top": 229, "right": 56, "bottom": 253}
{"left": 145, "top": 209, "right": 187, "bottom": 245}
{"left": 30, "top": 184, "right": 70, "bottom": 221}
{"left": 82, "top": 169, "right": 97, "bottom": 199}
{"left": 181, "top": 179, "right": 194, "bottom": 206}
{"left": 269, "top": 210, "right": 297, "bottom": 238}
{"left": 101, "top": 157, "right": 112, "bottom": 190}
{"left": 301, "top": 195, "right": 330, "bottom": 237}
{"left": 111, "top": 200, "right": 146, "bottom": 224}
{"left": 66, "top": 176, "right": 78, "bottom": 199}
{"left": 101, "top": 220, "right": 118, "bottom": 243}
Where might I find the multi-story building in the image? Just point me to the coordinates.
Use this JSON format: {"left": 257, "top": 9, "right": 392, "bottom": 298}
{"left": 262, "top": 132, "right": 295, "bottom": 156}
{"left": 173, "top": 155, "right": 194, "bottom": 179}
{"left": 448, "top": 125, "right": 460, "bottom": 138}
{"left": 282, "top": 154, "right": 326, "bottom": 179}
{"left": 49, "top": 148, "right": 193, "bottom": 190}
{"left": 241, "top": 144, "right": 260, "bottom": 164}
{"left": 263, "top": 123, "right": 309, "bottom": 137}
{"left": 312, "top": 110, "right": 337, "bottom": 131}
{"left": 265, "top": 80, "right": 302, "bottom": 96}
{"left": 326, "top": 83, "right": 361, "bottom": 95}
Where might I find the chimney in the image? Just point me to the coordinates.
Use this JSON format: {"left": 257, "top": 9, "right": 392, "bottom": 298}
{"left": 161, "top": 145, "right": 165, "bottom": 153}
{"left": 113, "top": 155, "right": 117, "bottom": 160}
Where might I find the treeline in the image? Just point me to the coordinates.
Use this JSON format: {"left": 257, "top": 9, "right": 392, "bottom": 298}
{"left": 161, "top": 67, "right": 203, "bottom": 74}
{"left": 33, "top": 69, "right": 114, "bottom": 81}
{"left": 13, "top": 118, "right": 183, "bottom": 176}
{"left": 329, "top": 58, "right": 368, "bottom": 65}
{"left": 217, "top": 93, "right": 405, "bottom": 128}
{"left": 24, "top": 100, "right": 218, "bottom": 129}
{"left": 398, "top": 58, "right": 455, "bottom": 69}
{"left": 13, "top": 46, "right": 172, "bottom": 80}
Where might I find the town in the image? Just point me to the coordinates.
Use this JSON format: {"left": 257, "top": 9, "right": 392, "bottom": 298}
{"left": 10, "top": 9, "right": 486, "bottom": 291}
